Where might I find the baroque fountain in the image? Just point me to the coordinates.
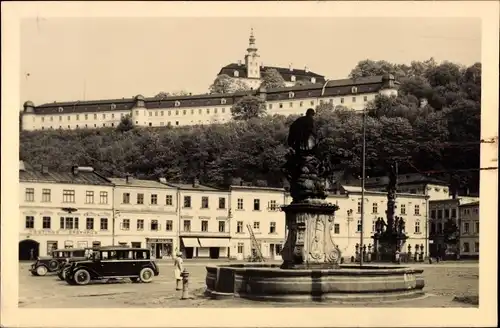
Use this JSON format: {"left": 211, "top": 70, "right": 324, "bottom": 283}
{"left": 205, "top": 108, "right": 425, "bottom": 302}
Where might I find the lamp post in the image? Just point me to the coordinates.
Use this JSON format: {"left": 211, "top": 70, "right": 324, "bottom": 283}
{"left": 360, "top": 108, "right": 367, "bottom": 267}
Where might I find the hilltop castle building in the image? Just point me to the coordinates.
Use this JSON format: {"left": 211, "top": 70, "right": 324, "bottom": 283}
{"left": 20, "top": 30, "right": 399, "bottom": 132}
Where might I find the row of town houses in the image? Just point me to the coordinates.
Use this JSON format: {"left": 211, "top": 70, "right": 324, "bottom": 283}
{"left": 19, "top": 161, "right": 479, "bottom": 261}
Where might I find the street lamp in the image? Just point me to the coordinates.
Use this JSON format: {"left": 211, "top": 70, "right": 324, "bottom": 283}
{"left": 360, "top": 108, "right": 367, "bottom": 267}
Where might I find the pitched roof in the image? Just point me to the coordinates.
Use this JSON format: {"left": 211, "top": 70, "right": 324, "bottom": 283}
{"left": 459, "top": 201, "right": 480, "bottom": 207}
{"left": 167, "top": 182, "right": 224, "bottom": 192}
{"left": 108, "top": 178, "right": 174, "bottom": 189}
{"left": 218, "top": 63, "right": 326, "bottom": 83}
{"left": 19, "top": 163, "right": 112, "bottom": 186}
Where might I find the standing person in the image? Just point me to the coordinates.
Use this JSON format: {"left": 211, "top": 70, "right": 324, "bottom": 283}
{"left": 29, "top": 248, "right": 34, "bottom": 261}
{"left": 174, "top": 251, "right": 184, "bottom": 291}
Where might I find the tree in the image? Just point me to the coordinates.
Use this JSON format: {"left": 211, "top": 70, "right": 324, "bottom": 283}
{"left": 154, "top": 90, "right": 191, "bottom": 98}
{"left": 349, "top": 59, "right": 406, "bottom": 79}
{"left": 209, "top": 74, "right": 251, "bottom": 94}
{"left": 294, "top": 80, "right": 313, "bottom": 86}
{"left": 116, "top": 114, "right": 134, "bottom": 132}
{"left": 230, "top": 95, "right": 267, "bottom": 120}
{"left": 261, "top": 68, "right": 286, "bottom": 89}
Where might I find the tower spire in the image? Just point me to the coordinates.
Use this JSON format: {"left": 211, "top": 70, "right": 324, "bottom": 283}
{"left": 247, "top": 28, "right": 257, "bottom": 52}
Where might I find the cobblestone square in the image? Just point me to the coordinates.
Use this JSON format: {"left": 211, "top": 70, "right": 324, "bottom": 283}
{"left": 18, "top": 261, "right": 479, "bottom": 308}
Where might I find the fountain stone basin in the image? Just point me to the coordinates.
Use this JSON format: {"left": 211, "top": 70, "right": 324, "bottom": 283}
{"left": 205, "top": 264, "right": 425, "bottom": 302}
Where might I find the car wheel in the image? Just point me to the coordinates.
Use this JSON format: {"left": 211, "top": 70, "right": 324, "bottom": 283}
{"left": 73, "top": 269, "right": 91, "bottom": 285}
{"left": 57, "top": 270, "right": 66, "bottom": 281}
{"left": 130, "top": 277, "right": 140, "bottom": 283}
{"left": 36, "top": 265, "right": 48, "bottom": 276}
{"left": 139, "top": 268, "right": 154, "bottom": 283}
{"left": 48, "top": 260, "right": 59, "bottom": 271}
{"left": 65, "top": 274, "right": 76, "bottom": 285}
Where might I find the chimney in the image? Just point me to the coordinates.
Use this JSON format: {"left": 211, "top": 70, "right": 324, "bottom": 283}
{"left": 192, "top": 177, "right": 199, "bottom": 188}
{"left": 125, "top": 174, "right": 132, "bottom": 184}
{"left": 71, "top": 166, "right": 79, "bottom": 175}
{"left": 305, "top": 66, "right": 309, "bottom": 73}
{"left": 289, "top": 63, "right": 293, "bottom": 71}
{"left": 42, "top": 165, "right": 49, "bottom": 174}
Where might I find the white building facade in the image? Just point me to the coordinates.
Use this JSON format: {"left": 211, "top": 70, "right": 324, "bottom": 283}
{"left": 228, "top": 186, "right": 290, "bottom": 260}
{"left": 110, "top": 177, "right": 179, "bottom": 259}
{"left": 171, "top": 180, "right": 231, "bottom": 259}
{"left": 458, "top": 201, "right": 480, "bottom": 259}
{"left": 19, "top": 163, "right": 114, "bottom": 260}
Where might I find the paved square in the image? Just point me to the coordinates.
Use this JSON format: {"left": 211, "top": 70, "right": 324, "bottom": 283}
{"left": 18, "top": 261, "right": 478, "bottom": 308}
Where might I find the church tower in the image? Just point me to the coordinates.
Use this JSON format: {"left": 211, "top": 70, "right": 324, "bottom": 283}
{"left": 245, "top": 28, "right": 261, "bottom": 79}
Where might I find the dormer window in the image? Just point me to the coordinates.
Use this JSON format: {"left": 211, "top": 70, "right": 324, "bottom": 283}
{"left": 288, "top": 92, "right": 295, "bottom": 99}
{"left": 234, "top": 71, "right": 239, "bottom": 77}
{"left": 351, "top": 86, "right": 358, "bottom": 94}
{"left": 174, "top": 101, "right": 181, "bottom": 107}
{"left": 58, "top": 107, "right": 64, "bottom": 112}
{"left": 220, "top": 98, "right": 227, "bottom": 105}
{"left": 291, "top": 75, "right": 296, "bottom": 82}
{"left": 110, "top": 103, "right": 117, "bottom": 110}
{"left": 311, "top": 77, "right": 316, "bottom": 83}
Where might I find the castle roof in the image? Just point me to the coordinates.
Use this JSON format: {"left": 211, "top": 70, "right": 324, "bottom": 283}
{"left": 218, "top": 63, "right": 326, "bottom": 83}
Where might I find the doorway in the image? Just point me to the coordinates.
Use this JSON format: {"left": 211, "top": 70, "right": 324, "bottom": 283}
{"left": 19, "top": 239, "right": 39, "bottom": 261}
{"left": 209, "top": 247, "right": 220, "bottom": 259}
{"left": 184, "top": 247, "right": 194, "bottom": 259}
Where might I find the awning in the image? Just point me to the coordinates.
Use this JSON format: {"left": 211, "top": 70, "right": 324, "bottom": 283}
{"left": 198, "top": 238, "right": 231, "bottom": 248}
{"left": 181, "top": 238, "right": 200, "bottom": 247}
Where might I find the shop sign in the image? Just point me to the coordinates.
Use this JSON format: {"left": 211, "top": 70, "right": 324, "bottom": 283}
{"left": 27, "top": 229, "right": 98, "bottom": 235}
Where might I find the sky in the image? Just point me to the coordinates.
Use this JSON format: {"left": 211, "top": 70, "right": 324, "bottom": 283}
{"left": 20, "top": 17, "right": 481, "bottom": 106}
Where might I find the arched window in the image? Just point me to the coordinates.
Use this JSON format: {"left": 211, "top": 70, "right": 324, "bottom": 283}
{"left": 351, "top": 86, "right": 358, "bottom": 94}
{"left": 220, "top": 98, "right": 227, "bottom": 105}
{"left": 288, "top": 92, "right": 295, "bottom": 99}
{"left": 174, "top": 101, "right": 181, "bottom": 107}
{"left": 110, "top": 103, "right": 117, "bottom": 110}
{"left": 311, "top": 77, "right": 316, "bottom": 83}
{"left": 290, "top": 75, "right": 296, "bottom": 82}
{"left": 234, "top": 71, "right": 239, "bottom": 77}
{"left": 58, "top": 107, "right": 64, "bottom": 112}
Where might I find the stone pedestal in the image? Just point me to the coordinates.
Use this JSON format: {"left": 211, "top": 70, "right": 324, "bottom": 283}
{"left": 280, "top": 200, "right": 341, "bottom": 269}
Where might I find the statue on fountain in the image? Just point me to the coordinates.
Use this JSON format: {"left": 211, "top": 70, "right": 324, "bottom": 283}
{"left": 280, "top": 108, "right": 341, "bottom": 269}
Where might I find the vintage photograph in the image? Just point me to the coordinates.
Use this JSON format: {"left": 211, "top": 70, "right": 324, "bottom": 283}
{"left": 1, "top": 1, "right": 498, "bottom": 327}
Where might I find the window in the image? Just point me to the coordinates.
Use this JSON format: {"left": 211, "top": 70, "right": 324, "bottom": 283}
{"left": 184, "top": 196, "right": 192, "bottom": 208}
{"left": 437, "top": 223, "right": 443, "bottom": 234}
{"left": 352, "top": 97, "right": 356, "bottom": 102}
{"left": 237, "top": 198, "right": 244, "bottom": 210}
{"left": 357, "top": 202, "right": 361, "bottom": 213}
{"left": 430, "top": 223, "right": 436, "bottom": 234}
{"left": 430, "top": 210, "right": 436, "bottom": 219}
{"left": 372, "top": 203, "right": 378, "bottom": 214}
{"left": 218, "top": 197, "right": 226, "bottom": 209}
{"left": 42, "top": 189, "right": 51, "bottom": 202}
{"left": 100, "top": 191, "right": 108, "bottom": 204}
{"left": 25, "top": 216, "right": 34, "bottom": 229}
{"left": 290, "top": 75, "right": 296, "bottom": 82}
{"left": 201, "top": 220, "right": 208, "bottom": 232}
{"left": 137, "top": 193, "right": 144, "bottom": 204}
{"left": 123, "top": 193, "right": 130, "bottom": 204}
{"left": 122, "top": 219, "right": 130, "bottom": 230}
{"left": 340, "top": 98, "right": 345, "bottom": 104}
{"left": 46, "top": 241, "right": 58, "bottom": 255}
{"left": 451, "top": 208, "right": 457, "bottom": 218}
{"left": 414, "top": 220, "right": 421, "bottom": 233}
{"left": 372, "top": 220, "right": 376, "bottom": 232}
{"left": 25, "top": 188, "right": 35, "bottom": 202}
{"left": 464, "top": 222, "right": 470, "bottom": 234}
{"left": 85, "top": 191, "right": 94, "bottom": 204}
{"left": 270, "top": 222, "right": 276, "bottom": 234}
{"left": 364, "top": 96, "right": 368, "bottom": 102}
{"left": 166, "top": 195, "right": 173, "bottom": 206}
{"left": 151, "top": 220, "right": 159, "bottom": 231}
{"left": 236, "top": 221, "right": 243, "bottom": 233}
{"left": 437, "top": 209, "right": 443, "bottom": 219}
{"left": 218, "top": 221, "right": 225, "bottom": 232}
{"left": 253, "top": 199, "right": 261, "bottom": 211}
{"left": 279, "top": 103, "right": 283, "bottom": 108}
{"left": 444, "top": 209, "right": 450, "bottom": 218}
{"left": 100, "top": 218, "right": 108, "bottom": 230}
{"left": 84, "top": 114, "right": 88, "bottom": 120}
{"left": 253, "top": 221, "right": 260, "bottom": 232}
{"left": 201, "top": 196, "right": 209, "bottom": 209}
{"left": 357, "top": 220, "right": 362, "bottom": 232}
{"left": 183, "top": 220, "right": 191, "bottom": 232}
{"left": 334, "top": 223, "right": 340, "bottom": 234}
{"left": 137, "top": 219, "right": 144, "bottom": 230}
{"left": 151, "top": 194, "right": 158, "bottom": 205}
{"left": 60, "top": 217, "right": 74, "bottom": 229}
{"left": 63, "top": 190, "right": 75, "bottom": 203}
{"left": 475, "top": 221, "right": 479, "bottom": 234}
{"left": 86, "top": 218, "right": 94, "bottom": 230}
{"left": 474, "top": 242, "right": 479, "bottom": 252}
{"left": 414, "top": 205, "right": 420, "bottom": 216}
{"left": 237, "top": 243, "right": 244, "bottom": 254}
{"left": 351, "top": 86, "right": 358, "bottom": 94}
{"left": 269, "top": 200, "right": 277, "bottom": 211}
{"left": 463, "top": 242, "right": 470, "bottom": 253}
{"left": 311, "top": 77, "right": 316, "bottom": 83}
{"left": 400, "top": 204, "right": 406, "bottom": 215}
{"left": 166, "top": 220, "right": 173, "bottom": 231}
{"left": 42, "top": 216, "right": 51, "bottom": 229}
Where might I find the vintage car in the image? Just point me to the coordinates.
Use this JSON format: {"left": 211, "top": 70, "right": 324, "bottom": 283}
{"left": 64, "top": 247, "right": 160, "bottom": 285}
{"left": 57, "top": 248, "right": 96, "bottom": 280}
{"left": 30, "top": 248, "right": 88, "bottom": 276}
